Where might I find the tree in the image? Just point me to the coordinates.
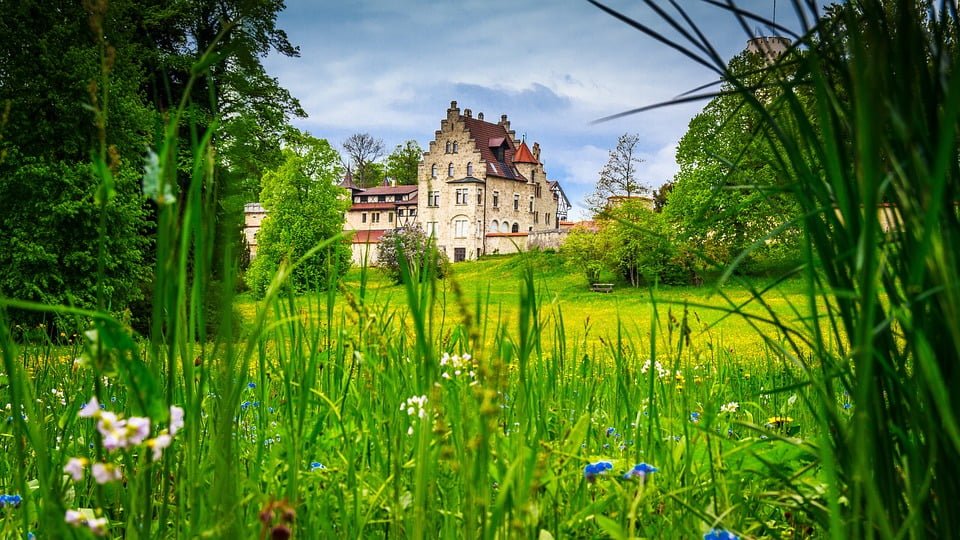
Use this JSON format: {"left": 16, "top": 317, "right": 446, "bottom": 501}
{"left": 245, "top": 134, "right": 351, "bottom": 297}
{"left": 376, "top": 226, "right": 448, "bottom": 284}
{"left": 560, "top": 223, "right": 616, "bottom": 284}
{"left": 384, "top": 140, "right": 423, "bottom": 185}
{"left": 343, "top": 133, "right": 385, "bottom": 187}
{"left": 664, "top": 51, "right": 802, "bottom": 268}
{"left": 586, "top": 133, "right": 648, "bottom": 214}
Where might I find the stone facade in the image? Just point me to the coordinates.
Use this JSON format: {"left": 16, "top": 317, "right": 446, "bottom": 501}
{"left": 243, "top": 203, "right": 266, "bottom": 257}
{"left": 417, "top": 101, "right": 570, "bottom": 262}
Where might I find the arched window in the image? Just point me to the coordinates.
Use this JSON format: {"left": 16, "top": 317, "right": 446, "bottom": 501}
{"left": 445, "top": 141, "right": 451, "bottom": 153}
{"left": 431, "top": 164, "right": 437, "bottom": 178}
{"left": 490, "top": 220, "right": 499, "bottom": 232}
{"left": 511, "top": 223, "right": 519, "bottom": 233}
{"left": 448, "top": 163, "right": 454, "bottom": 177}
{"left": 452, "top": 141, "right": 459, "bottom": 153}
{"left": 466, "top": 162, "right": 473, "bottom": 176}
{"left": 500, "top": 221, "right": 509, "bottom": 233}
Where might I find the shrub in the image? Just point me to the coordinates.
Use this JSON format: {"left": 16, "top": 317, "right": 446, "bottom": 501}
{"left": 377, "top": 226, "right": 449, "bottom": 284}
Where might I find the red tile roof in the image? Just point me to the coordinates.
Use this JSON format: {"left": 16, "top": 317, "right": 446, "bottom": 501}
{"left": 512, "top": 141, "right": 538, "bottom": 164}
{"left": 351, "top": 230, "right": 388, "bottom": 244}
{"left": 461, "top": 116, "right": 525, "bottom": 181}
{"left": 349, "top": 203, "right": 398, "bottom": 211}
{"left": 359, "top": 185, "right": 418, "bottom": 196}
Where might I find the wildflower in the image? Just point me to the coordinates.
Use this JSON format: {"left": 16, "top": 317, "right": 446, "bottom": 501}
{"left": 719, "top": 402, "right": 739, "bottom": 414}
{"left": 843, "top": 402, "right": 853, "bottom": 410}
{"left": 0, "top": 494, "right": 22, "bottom": 508}
{"left": 605, "top": 427, "right": 616, "bottom": 437}
{"left": 147, "top": 433, "right": 172, "bottom": 461}
{"left": 309, "top": 462, "right": 326, "bottom": 471}
{"left": 690, "top": 411, "right": 701, "bottom": 423}
{"left": 247, "top": 382, "right": 256, "bottom": 389}
{"left": 65, "top": 509, "right": 85, "bottom": 526}
{"left": 401, "top": 395, "right": 428, "bottom": 418}
{"left": 78, "top": 397, "right": 101, "bottom": 418}
{"left": 169, "top": 405, "right": 185, "bottom": 435}
{"left": 640, "top": 359, "right": 668, "bottom": 378}
{"left": 765, "top": 416, "right": 794, "bottom": 428}
{"left": 64, "top": 457, "right": 88, "bottom": 481}
{"left": 91, "top": 463, "right": 122, "bottom": 484}
{"left": 87, "top": 516, "right": 109, "bottom": 536}
{"left": 704, "top": 528, "right": 738, "bottom": 540}
{"left": 583, "top": 460, "right": 613, "bottom": 482}
{"left": 623, "top": 462, "right": 658, "bottom": 481}
{"left": 126, "top": 416, "right": 151, "bottom": 445}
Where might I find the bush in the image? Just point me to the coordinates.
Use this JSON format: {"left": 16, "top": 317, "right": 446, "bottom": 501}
{"left": 377, "top": 226, "right": 449, "bottom": 284}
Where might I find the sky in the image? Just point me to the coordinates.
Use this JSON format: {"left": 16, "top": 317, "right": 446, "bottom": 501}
{"left": 263, "top": 1, "right": 811, "bottom": 219}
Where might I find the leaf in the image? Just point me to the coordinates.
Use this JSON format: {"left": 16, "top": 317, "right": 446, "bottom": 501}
{"left": 593, "top": 514, "right": 629, "bottom": 540}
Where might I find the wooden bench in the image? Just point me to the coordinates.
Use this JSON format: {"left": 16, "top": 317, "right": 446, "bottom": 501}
{"left": 590, "top": 283, "right": 614, "bottom": 293}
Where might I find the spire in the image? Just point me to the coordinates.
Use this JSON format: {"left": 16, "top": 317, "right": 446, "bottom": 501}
{"left": 512, "top": 141, "right": 538, "bottom": 164}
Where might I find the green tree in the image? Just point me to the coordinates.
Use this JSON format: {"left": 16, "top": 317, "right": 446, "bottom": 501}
{"left": 246, "top": 134, "right": 351, "bottom": 297}
{"left": 664, "top": 51, "right": 802, "bottom": 268}
{"left": 560, "top": 223, "right": 616, "bottom": 284}
{"left": 384, "top": 140, "right": 423, "bottom": 185}
{"left": 606, "top": 200, "right": 674, "bottom": 287}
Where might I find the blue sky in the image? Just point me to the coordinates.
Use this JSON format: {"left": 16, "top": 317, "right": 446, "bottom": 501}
{"left": 263, "top": 1, "right": 811, "bottom": 219}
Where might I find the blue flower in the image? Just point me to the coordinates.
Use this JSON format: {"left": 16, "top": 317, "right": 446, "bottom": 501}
{"left": 583, "top": 461, "right": 613, "bottom": 482}
{"left": 247, "top": 382, "right": 256, "bottom": 389}
{"left": 309, "top": 461, "right": 326, "bottom": 471}
{"left": 240, "top": 401, "right": 251, "bottom": 411}
{"left": 690, "top": 411, "right": 701, "bottom": 423}
{"left": 843, "top": 402, "right": 853, "bottom": 410}
{"left": 0, "top": 494, "right": 22, "bottom": 508}
{"left": 623, "top": 463, "right": 658, "bottom": 480}
{"left": 704, "top": 529, "right": 738, "bottom": 540}
{"left": 605, "top": 427, "right": 616, "bottom": 437}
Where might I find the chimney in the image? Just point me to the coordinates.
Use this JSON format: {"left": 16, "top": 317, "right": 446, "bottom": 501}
{"left": 532, "top": 142, "right": 541, "bottom": 160}
{"left": 477, "top": 112, "right": 484, "bottom": 120}
{"left": 447, "top": 100, "right": 460, "bottom": 122}
{"left": 464, "top": 108, "right": 472, "bottom": 118}
{"left": 499, "top": 114, "right": 511, "bottom": 134}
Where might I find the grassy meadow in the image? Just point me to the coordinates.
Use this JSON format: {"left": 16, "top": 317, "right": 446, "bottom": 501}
{"left": 2, "top": 1, "right": 958, "bottom": 538}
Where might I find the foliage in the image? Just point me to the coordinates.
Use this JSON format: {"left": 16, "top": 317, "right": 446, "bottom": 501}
{"left": 246, "top": 135, "right": 351, "bottom": 297}
{"left": 664, "top": 51, "right": 802, "bottom": 268}
{"left": 384, "top": 140, "right": 423, "bottom": 185}
{"left": 605, "top": 200, "right": 676, "bottom": 286}
{"left": 377, "top": 226, "right": 449, "bottom": 284}
{"left": 586, "top": 133, "right": 648, "bottom": 214}
{"left": 342, "top": 133, "right": 385, "bottom": 187}
{"left": 560, "top": 223, "right": 615, "bottom": 284}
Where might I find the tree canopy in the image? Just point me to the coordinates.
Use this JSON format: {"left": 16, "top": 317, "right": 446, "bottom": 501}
{"left": 586, "top": 133, "right": 648, "bottom": 215}
{"left": 384, "top": 140, "right": 423, "bottom": 185}
{"left": 342, "top": 133, "right": 385, "bottom": 188}
{"left": 246, "top": 134, "right": 351, "bottom": 297}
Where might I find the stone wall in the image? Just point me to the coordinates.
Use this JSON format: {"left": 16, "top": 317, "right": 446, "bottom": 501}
{"left": 526, "top": 228, "right": 569, "bottom": 251}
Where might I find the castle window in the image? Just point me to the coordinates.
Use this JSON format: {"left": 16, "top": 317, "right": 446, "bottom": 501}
{"left": 529, "top": 196, "right": 534, "bottom": 212}
{"left": 448, "top": 163, "right": 454, "bottom": 177}
{"left": 534, "top": 212, "right": 539, "bottom": 224}
{"left": 428, "top": 191, "right": 440, "bottom": 207}
{"left": 492, "top": 191, "right": 499, "bottom": 208}
{"left": 453, "top": 142, "right": 459, "bottom": 153}
{"left": 467, "top": 162, "right": 473, "bottom": 176}
{"left": 513, "top": 194, "right": 520, "bottom": 211}
{"left": 512, "top": 223, "right": 519, "bottom": 233}
{"left": 454, "top": 218, "right": 469, "bottom": 238}
{"left": 425, "top": 222, "right": 438, "bottom": 236}
{"left": 477, "top": 189, "right": 483, "bottom": 205}
{"left": 445, "top": 141, "right": 451, "bottom": 153}
{"left": 431, "top": 164, "right": 437, "bottom": 178}
{"left": 535, "top": 183, "right": 542, "bottom": 198}
{"left": 500, "top": 221, "right": 509, "bottom": 233}
{"left": 455, "top": 188, "right": 468, "bottom": 205}
{"left": 545, "top": 212, "right": 550, "bottom": 225}
{"left": 491, "top": 220, "right": 499, "bottom": 232}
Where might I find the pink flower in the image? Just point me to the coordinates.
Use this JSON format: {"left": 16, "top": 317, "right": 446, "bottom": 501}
{"left": 63, "top": 457, "right": 88, "bottom": 481}
{"left": 65, "top": 509, "right": 85, "bottom": 526}
{"left": 91, "top": 462, "right": 122, "bottom": 484}
{"left": 169, "top": 405, "right": 185, "bottom": 435}
{"left": 78, "top": 397, "right": 101, "bottom": 418}
{"left": 126, "top": 416, "right": 151, "bottom": 445}
{"left": 148, "top": 433, "right": 172, "bottom": 461}
{"left": 87, "top": 516, "right": 109, "bottom": 536}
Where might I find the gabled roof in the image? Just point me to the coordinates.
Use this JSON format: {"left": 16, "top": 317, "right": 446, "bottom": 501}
{"left": 447, "top": 176, "right": 485, "bottom": 184}
{"left": 512, "top": 141, "right": 538, "bottom": 164}
{"left": 461, "top": 116, "right": 524, "bottom": 181}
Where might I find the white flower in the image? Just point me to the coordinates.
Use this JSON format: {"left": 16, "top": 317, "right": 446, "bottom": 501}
{"left": 148, "top": 433, "right": 172, "bottom": 461}
{"left": 63, "top": 457, "right": 88, "bottom": 481}
{"left": 720, "top": 402, "right": 740, "bottom": 414}
{"left": 78, "top": 397, "right": 101, "bottom": 418}
{"left": 91, "top": 462, "right": 122, "bottom": 484}
{"left": 401, "top": 395, "right": 428, "bottom": 419}
{"left": 97, "top": 412, "right": 128, "bottom": 450}
{"left": 169, "top": 405, "right": 185, "bottom": 435}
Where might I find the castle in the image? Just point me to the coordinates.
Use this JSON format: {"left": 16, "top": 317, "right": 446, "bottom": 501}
{"left": 245, "top": 101, "right": 571, "bottom": 265}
